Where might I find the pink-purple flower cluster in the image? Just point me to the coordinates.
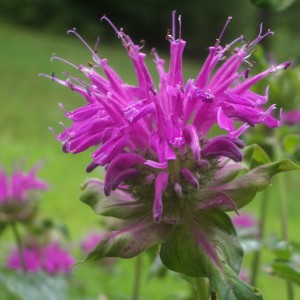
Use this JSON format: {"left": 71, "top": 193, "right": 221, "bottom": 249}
{"left": 0, "top": 166, "right": 47, "bottom": 204}
{"left": 0, "top": 165, "right": 47, "bottom": 223}
{"left": 47, "top": 13, "right": 289, "bottom": 223}
{"left": 282, "top": 109, "right": 300, "bottom": 126}
{"left": 232, "top": 213, "right": 257, "bottom": 229}
{"left": 7, "top": 243, "right": 75, "bottom": 274}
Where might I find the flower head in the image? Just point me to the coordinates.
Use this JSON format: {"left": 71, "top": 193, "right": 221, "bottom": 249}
{"left": 47, "top": 13, "right": 288, "bottom": 223}
{"left": 6, "top": 243, "right": 75, "bottom": 274}
{"left": 0, "top": 164, "right": 47, "bottom": 223}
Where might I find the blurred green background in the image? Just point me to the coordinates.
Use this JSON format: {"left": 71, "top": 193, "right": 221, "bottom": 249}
{"left": 0, "top": 0, "right": 300, "bottom": 299}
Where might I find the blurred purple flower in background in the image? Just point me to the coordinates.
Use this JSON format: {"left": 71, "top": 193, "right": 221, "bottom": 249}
{"left": 7, "top": 243, "right": 75, "bottom": 275}
{"left": 81, "top": 232, "right": 102, "bottom": 256}
{"left": 282, "top": 109, "right": 300, "bottom": 126}
{"left": 0, "top": 165, "right": 47, "bottom": 223}
{"left": 232, "top": 213, "right": 257, "bottom": 229}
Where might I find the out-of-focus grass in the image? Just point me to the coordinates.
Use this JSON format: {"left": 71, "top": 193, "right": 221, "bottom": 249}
{"left": 0, "top": 22, "right": 299, "bottom": 299}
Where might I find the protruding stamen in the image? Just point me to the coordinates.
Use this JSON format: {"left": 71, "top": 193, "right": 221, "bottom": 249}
{"left": 67, "top": 28, "right": 101, "bottom": 64}
{"left": 51, "top": 54, "right": 78, "bottom": 69}
{"left": 172, "top": 10, "right": 176, "bottom": 39}
{"left": 178, "top": 15, "right": 182, "bottom": 40}
{"left": 215, "top": 16, "right": 232, "bottom": 47}
{"left": 101, "top": 15, "right": 131, "bottom": 49}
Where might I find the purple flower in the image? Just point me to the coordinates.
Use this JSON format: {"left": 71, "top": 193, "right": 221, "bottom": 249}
{"left": 46, "top": 14, "right": 295, "bottom": 296}
{"left": 6, "top": 243, "right": 75, "bottom": 275}
{"left": 0, "top": 165, "right": 47, "bottom": 223}
{"left": 232, "top": 213, "right": 257, "bottom": 229}
{"left": 282, "top": 109, "right": 300, "bottom": 126}
{"left": 239, "top": 268, "right": 250, "bottom": 283}
{"left": 46, "top": 13, "right": 288, "bottom": 224}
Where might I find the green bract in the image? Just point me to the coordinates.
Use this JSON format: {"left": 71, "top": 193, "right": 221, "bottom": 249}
{"left": 80, "top": 145, "right": 300, "bottom": 300}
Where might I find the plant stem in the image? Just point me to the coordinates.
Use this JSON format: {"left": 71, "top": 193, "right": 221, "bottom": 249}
{"left": 250, "top": 188, "right": 269, "bottom": 286}
{"left": 11, "top": 222, "right": 27, "bottom": 272}
{"left": 275, "top": 135, "right": 294, "bottom": 300}
{"left": 132, "top": 254, "right": 142, "bottom": 300}
{"left": 194, "top": 277, "right": 209, "bottom": 300}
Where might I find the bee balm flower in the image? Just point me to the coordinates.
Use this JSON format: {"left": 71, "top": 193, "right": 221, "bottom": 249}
{"left": 45, "top": 13, "right": 294, "bottom": 298}
{"left": 46, "top": 13, "right": 288, "bottom": 223}
{"left": 7, "top": 243, "right": 75, "bottom": 274}
{"left": 0, "top": 165, "right": 47, "bottom": 223}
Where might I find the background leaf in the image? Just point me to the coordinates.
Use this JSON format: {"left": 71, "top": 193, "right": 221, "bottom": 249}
{"left": 250, "top": 0, "right": 296, "bottom": 11}
{"left": 243, "top": 144, "right": 271, "bottom": 170}
{"left": 0, "top": 271, "right": 68, "bottom": 300}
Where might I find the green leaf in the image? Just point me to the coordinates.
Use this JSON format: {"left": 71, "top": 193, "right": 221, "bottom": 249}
{"left": 243, "top": 144, "right": 271, "bottom": 170}
{"left": 85, "top": 216, "right": 172, "bottom": 261}
{"left": 211, "top": 266, "right": 263, "bottom": 300}
{"left": 215, "top": 159, "right": 300, "bottom": 209}
{"left": 80, "top": 178, "right": 149, "bottom": 219}
{"left": 271, "top": 261, "right": 300, "bottom": 286}
{"left": 0, "top": 223, "right": 6, "bottom": 236}
{"left": 250, "top": 0, "right": 296, "bottom": 11}
{"left": 274, "top": 241, "right": 292, "bottom": 261}
{"left": 283, "top": 134, "right": 300, "bottom": 154}
{"left": 0, "top": 271, "right": 68, "bottom": 300}
{"left": 160, "top": 210, "right": 262, "bottom": 299}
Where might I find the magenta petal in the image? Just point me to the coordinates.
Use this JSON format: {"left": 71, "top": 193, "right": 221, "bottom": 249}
{"left": 111, "top": 168, "right": 138, "bottom": 191}
{"left": 202, "top": 137, "right": 243, "bottom": 162}
{"left": 217, "top": 107, "right": 234, "bottom": 132}
{"left": 153, "top": 172, "right": 169, "bottom": 223}
{"left": 184, "top": 125, "right": 201, "bottom": 162}
{"left": 86, "top": 161, "right": 100, "bottom": 173}
{"left": 105, "top": 153, "right": 145, "bottom": 195}
{"left": 180, "top": 168, "right": 199, "bottom": 189}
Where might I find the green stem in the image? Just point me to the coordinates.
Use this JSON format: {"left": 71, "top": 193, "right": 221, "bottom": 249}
{"left": 11, "top": 222, "right": 27, "bottom": 273}
{"left": 132, "top": 254, "right": 142, "bottom": 300}
{"left": 250, "top": 188, "right": 269, "bottom": 286}
{"left": 194, "top": 277, "right": 209, "bottom": 300}
{"left": 274, "top": 135, "right": 294, "bottom": 300}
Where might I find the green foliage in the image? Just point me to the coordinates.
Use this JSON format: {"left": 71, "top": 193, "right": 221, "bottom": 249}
{"left": 243, "top": 144, "right": 271, "bottom": 170}
{"left": 220, "top": 158, "right": 300, "bottom": 208}
{"left": 0, "top": 271, "right": 68, "bottom": 300}
{"left": 160, "top": 210, "right": 262, "bottom": 300}
{"left": 250, "top": 0, "right": 296, "bottom": 11}
{"left": 267, "top": 241, "right": 300, "bottom": 286}
{"left": 283, "top": 133, "right": 300, "bottom": 160}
